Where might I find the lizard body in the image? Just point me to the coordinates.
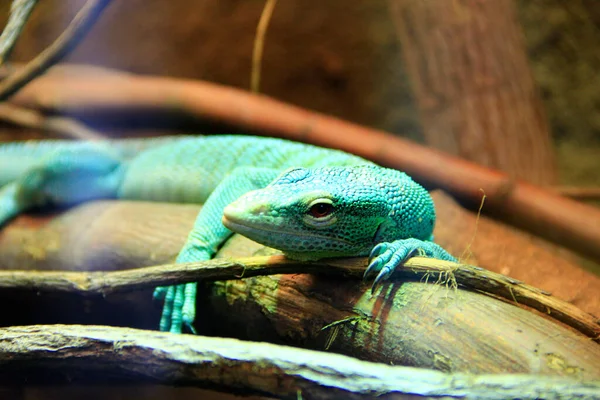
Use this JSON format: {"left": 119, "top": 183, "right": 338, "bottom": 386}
{"left": 0, "top": 135, "right": 456, "bottom": 333}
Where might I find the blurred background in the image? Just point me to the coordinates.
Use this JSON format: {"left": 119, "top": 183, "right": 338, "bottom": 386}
{"left": 1, "top": 0, "right": 598, "bottom": 190}
{"left": 0, "top": 1, "right": 599, "bottom": 398}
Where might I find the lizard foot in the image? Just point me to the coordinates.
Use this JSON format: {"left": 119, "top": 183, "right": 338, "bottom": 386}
{"left": 364, "top": 238, "right": 456, "bottom": 293}
{"left": 154, "top": 282, "right": 197, "bottom": 334}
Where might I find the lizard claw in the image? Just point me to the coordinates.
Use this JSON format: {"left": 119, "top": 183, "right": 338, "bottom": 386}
{"left": 368, "top": 242, "right": 387, "bottom": 263}
{"left": 369, "top": 245, "right": 419, "bottom": 293}
{"left": 364, "top": 257, "right": 382, "bottom": 280}
{"left": 181, "top": 282, "right": 198, "bottom": 333}
{"left": 372, "top": 266, "right": 394, "bottom": 293}
{"left": 364, "top": 238, "right": 457, "bottom": 293}
{"left": 364, "top": 243, "right": 393, "bottom": 279}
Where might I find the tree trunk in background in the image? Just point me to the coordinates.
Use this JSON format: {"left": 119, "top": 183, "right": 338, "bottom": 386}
{"left": 389, "top": 0, "right": 557, "bottom": 185}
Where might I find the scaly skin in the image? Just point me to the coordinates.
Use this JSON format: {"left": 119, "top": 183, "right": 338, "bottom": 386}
{"left": 0, "top": 135, "right": 456, "bottom": 333}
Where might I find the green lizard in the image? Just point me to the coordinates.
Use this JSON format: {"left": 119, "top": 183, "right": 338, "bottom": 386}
{"left": 0, "top": 135, "right": 456, "bottom": 333}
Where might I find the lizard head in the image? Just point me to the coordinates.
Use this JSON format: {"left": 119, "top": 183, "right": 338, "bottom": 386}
{"left": 222, "top": 165, "right": 435, "bottom": 260}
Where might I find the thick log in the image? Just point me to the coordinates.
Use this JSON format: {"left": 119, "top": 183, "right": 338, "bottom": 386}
{"left": 2, "top": 194, "right": 599, "bottom": 319}
{"left": 0, "top": 200, "right": 599, "bottom": 377}
{"left": 1, "top": 325, "right": 598, "bottom": 399}
{"left": 389, "top": 0, "right": 556, "bottom": 185}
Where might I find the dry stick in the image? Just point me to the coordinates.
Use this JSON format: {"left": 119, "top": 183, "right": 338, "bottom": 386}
{"left": 0, "top": 255, "right": 597, "bottom": 341}
{"left": 10, "top": 68, "right": 600, "bottom": 264}
{"left": 0, "top": 0, "right": 112, "bottom": 102}
{"left": 0, "top": 103, "right": 105, "bottom": 140}
{"left": 250, "top": 0, "right": 278, "bottom": 93}
{"left": 1, "top": 325, "right": 597, "bottom": 399}
{"left": 0, "top": 0, "right": 39, "bottom": 65}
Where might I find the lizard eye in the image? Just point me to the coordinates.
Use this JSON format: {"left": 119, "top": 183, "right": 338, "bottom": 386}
{"left": 303, "top": 198, "right": 337, "bottom": 228}
{"left": 309, "top": 202, "right": 334, "bottom": 218}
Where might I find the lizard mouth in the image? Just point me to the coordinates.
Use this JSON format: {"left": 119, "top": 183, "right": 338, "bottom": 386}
{"left": 221, "top": 214, "right": 355, "bottom": 249}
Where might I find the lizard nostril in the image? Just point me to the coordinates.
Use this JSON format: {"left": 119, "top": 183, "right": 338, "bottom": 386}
{"left": 251, "top": 204, "right": 269, "bottom": 216}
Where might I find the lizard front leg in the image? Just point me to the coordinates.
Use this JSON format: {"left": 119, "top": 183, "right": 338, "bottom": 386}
{"left": 155, "top": 167, "right": 280, "bottom": 334}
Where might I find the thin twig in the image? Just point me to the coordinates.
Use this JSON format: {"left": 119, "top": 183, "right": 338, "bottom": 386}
{"left": 0, "top": 255, "right": 597, "bottom": 341}
{"left": 0, "top": 0, "right": 112, "bottom": 102}
{"left": 251, "top": 0, "right": 278, "bottom": 93}
{"left": 0, "top": 103, "right": 105, "bottom": 140}
{"left": 0, "top": 0, "right": 39, "bottom": 65}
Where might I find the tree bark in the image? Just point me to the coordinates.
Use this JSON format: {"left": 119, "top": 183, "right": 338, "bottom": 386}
{"left": 389, "top": 0, "right": 557, "bottom": 185}
{"left": 1, "top": 201, "right": 600, "bottom": 377}
{"left": 1, "top": 325, "right": 599, "bottom": 399}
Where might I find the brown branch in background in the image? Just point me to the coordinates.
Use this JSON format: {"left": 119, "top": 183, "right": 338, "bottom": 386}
{"left": 0, "top": 0, "right": 112, "bottom": 102}
{"left": 251, "top": 0, "right": 278, "bottom": 93}
{"left": 556, "top": 186, "right": 600, "bottom": 201}
{"left": 0, "top": 0, "right": 39, "bottom": 65}
{"left": 1, "top": 325, "right": 597, "bottom": 398}
{"left": 0, "top": 255, "right": 597, "bottom": 341}
{"left": 10, "top": 66, "right": 600, "bottom": 264}
{"left": 0, "top": 103, "right": 104, "bottom": 140}
{"left": 387, "top": 0, "right": 557, "bottom": 185}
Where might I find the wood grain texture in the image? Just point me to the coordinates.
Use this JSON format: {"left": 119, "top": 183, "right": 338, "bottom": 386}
{"left": 0, "top": 199, "right": 599, "bottom": 377}
{"left": 208, "top": 235, "right": 600, "bottom": 376}
{"left": 1, "top": 324, "right": 598, "bottom": 399}
{"left": 389, "top": 0, "right": 557, "bottom": 184}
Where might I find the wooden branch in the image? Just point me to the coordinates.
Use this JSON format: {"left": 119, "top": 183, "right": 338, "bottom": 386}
{"left": 0, "top": 0, "right": 39, "bottom": 65}
{"left": 555, "top": 186, "right": 600, "bottom": 201}
{"left": 10, "top": 66, "right": 600, "bottom": 264}
{"left": 387, "top": 0, "right": 557, "bottom": 185}
{"left": 0, "top": 255, "right": 597, "bottom": 342}
{"left": 0, "top": 103, "right": 105, "bottom": 140}
{"left": 1, "top": 202, "right": 598, "bottom": 374}
{"left": 0, "top": 324, "right": 597, "bottom": 399}
{"left": 0, "top": 0, "right": 112, "bottom": 102}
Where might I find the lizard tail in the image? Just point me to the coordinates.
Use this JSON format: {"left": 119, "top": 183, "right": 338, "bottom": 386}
{"left": 0, "top": 182, "right": 25, "bottom": 226}
{"left": 0, "top": 136, "right": 187, "bottom": 188}
{"left": 0, "top": 141, "right": 129, "bottom": 227}
{"left": 0, "top": 141, "right": 74, "bottom": 187}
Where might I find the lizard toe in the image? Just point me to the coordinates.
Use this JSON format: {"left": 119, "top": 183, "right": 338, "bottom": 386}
{"left": 364, "top": 257, "right": 383, "bottom": 280}
{"left": 153, "top": 286, "right": 168, "bottom": 301}
{"left": 369, "top": 247, "right": 414, "bottom": 292}
{"left": 368, "top": 242, "right": 387, "bottom": 262}
{"left": 181, "top": 282, "right": 198, "bottom": 334}
{"left": 168, "top": 285, "right": 186, "bottom": 333}
{"left": 365, "top": 244, "right": 395, "bottom": 279}
{"left": 366, "top": 238, "right": 457, "bottom": 293}
{"left": 158, "top": 286, "right": 176, "bottom": 332}
{"left": 366, "top": 239, "right": 441, "bottom": 292}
